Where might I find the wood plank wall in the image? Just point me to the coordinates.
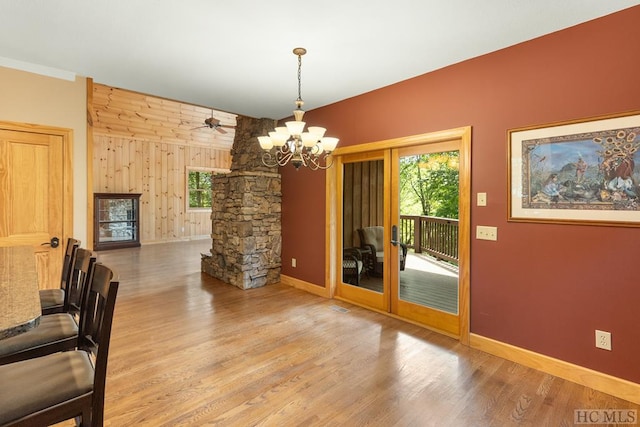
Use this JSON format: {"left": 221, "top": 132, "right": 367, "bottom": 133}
{"left": 342, "top": 160, "right": 384, "bottom": 248}
{"left": 90, "top": 83, "right": 235, "bottom": 244}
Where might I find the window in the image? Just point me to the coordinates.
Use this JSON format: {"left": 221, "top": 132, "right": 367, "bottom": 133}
{"left": 187, "top": 167, "right": 229, "bottom": 210}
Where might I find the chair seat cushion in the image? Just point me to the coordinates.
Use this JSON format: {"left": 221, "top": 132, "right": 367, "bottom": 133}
{"left": 39, "top": 288, "right": 65, "bottom": 309}
{"left": 0, "top": 313, "right": 78, "bottom": 356}
{"left": 0, "top": 350, "right": 94, "bottom": 425}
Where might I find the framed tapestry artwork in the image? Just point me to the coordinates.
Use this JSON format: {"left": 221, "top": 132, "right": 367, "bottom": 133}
{"left": 508, "top": 111, "right": 640, "bottom": 226}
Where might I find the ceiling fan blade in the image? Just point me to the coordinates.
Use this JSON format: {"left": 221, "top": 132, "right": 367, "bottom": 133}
{"left": 216, "top": 127, "right": 228, "bottom": 134}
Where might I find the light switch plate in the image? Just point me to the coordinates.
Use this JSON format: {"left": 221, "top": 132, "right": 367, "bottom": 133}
{"left": 476, "top": 225, "right": 497, "bottom": 241}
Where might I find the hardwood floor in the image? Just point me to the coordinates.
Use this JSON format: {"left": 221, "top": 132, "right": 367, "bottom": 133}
{"left": 59, "top": 240, "right": 638, "bottom": 426}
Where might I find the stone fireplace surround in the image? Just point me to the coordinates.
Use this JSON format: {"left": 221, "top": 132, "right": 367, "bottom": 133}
{"left": 201, "top": 116, "right": 282, "bottom": 289}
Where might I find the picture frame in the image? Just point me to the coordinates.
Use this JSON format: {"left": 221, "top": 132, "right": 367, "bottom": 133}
{"left": 508, "top": 111, "right": 640, "bottom": 226}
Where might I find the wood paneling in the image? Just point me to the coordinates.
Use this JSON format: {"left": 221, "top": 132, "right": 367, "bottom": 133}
{"left": 342, "top": 160, "right": 384, "bottom": 248}
{"left": 93, "top": 135, "right": 230, "bottom": 243}
{"left": 90, "top": 84, "right": 234, "bottom": 244}
{"left": 91, "top": 84, "right": 236, "bottom": 149}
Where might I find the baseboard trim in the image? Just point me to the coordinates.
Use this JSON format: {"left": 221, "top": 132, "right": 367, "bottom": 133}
{"left": 470, "top": 333, "right": 640, "bottom": 405}
{"left": 280, "top": 275, "right": 330, "bottom": 298}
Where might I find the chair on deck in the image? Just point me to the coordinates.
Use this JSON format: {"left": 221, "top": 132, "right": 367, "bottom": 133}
{"left": 343, "top": 248, "right": 364, "bottom": 286}
{"left": 0, "top": 248, "right": 96, "bottom": 365}
{"left": 357, "top": 226, "right": 407, "bottom": 276}
{"left": 39, "top": 237, "right": 81, "bottom": 315}
{"left": 0, "top": 263, "right": 119, "bottom": 427}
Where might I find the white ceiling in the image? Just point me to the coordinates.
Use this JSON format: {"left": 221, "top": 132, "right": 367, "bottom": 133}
{"left": 1, "top": 1, "right": 639, "bottom": 120}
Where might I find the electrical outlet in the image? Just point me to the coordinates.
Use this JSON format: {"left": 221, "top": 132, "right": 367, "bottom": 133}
{"left": 477, "top": 192, "right": 487, "bottom": 206}
{"left": 476, "top": 225, "right": 497, "bottom": 241}
{"left": 595, "top": 330, "right": 612, "bottom": 351}
{"left": 291, "top": 258, "right": 296, "bottom": 268}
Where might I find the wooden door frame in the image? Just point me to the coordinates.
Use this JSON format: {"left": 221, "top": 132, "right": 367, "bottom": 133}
{"left": 87, "top": 78, "right": 95, "bottom": 249}
{"left": 0, "top": 119, "right": 74, "bottom": 269}
{"left": 326, "top": 126, "right": 471, "bottom": 345}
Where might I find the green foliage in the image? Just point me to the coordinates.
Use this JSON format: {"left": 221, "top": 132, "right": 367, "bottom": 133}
{"left": 399, "top": 151, "right": 459, "bottom": 219}
{"left": 188, "top": 170, "right": 213, "bottom": 208}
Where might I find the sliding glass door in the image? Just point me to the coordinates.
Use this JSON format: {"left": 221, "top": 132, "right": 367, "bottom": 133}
{"left": 333, "top": 129, "right": 470, "bottom": 338}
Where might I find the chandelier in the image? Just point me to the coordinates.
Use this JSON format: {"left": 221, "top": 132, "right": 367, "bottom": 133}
{"left": 257, "top": 47, "right": 339, "bottom": 170}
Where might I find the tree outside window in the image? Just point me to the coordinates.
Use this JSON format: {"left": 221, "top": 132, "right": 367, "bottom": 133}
{"left": 400, "top": 151, "right": 459, "bottom": 219}
{"left": 188, "top": 169, "right": 214, "bottom": 209}
{"left": 187, "top": 167, "right": 231, "bottom": 209}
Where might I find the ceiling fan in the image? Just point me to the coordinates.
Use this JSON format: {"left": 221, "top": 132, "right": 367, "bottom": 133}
{"left": 191, "top": 111, "right": 233, "bottom": 134}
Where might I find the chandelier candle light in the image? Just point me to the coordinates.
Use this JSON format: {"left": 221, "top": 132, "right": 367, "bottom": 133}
{"left": 257, "top": 47, "right": 339, "bottom": 170}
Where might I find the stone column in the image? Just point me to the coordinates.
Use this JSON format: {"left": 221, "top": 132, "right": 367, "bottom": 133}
{"left": 201, "top": 116, "right": 282, "bottom": 290}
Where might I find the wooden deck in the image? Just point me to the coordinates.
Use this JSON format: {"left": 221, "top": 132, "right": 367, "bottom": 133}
{"left": 358, "top": 252, "right": 459, "bottom": 313}
{"left": 55, "top": 240, "right": 638, "bottom": 426}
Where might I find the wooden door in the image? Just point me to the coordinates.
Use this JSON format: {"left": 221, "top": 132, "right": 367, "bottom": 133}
{"left": 0, "top": 124, "right": 71, "bottom": 290}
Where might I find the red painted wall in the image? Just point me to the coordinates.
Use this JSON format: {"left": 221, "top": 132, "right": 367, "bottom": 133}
{"left": 281, "top": 6, "right": 640, "bottom": 383}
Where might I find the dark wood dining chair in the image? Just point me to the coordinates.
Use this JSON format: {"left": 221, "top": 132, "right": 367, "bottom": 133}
{"left": 66, "top": 248, "right": 98, "bottom": 321}
{"left": 0, "top": 263, "right": 119, "bottom": 427}
{"left": 0, "top": 248, "right": 96, "bottom": 365}
{"left": 39, "top": 237, "right": 81, "bottom": 315}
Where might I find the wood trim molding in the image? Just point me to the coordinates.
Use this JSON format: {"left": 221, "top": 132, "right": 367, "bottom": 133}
{"left": 332, "top": 126, "right": 472, "bottom": 156}
{"left": 325, "top": 164, "right": 338, "bottom": 299}
{"left": 470, "top": 333, "right": 640, "bottom": 405}
{"left": 280, "top": 275, "right": 331, "bottom": 298}
{"left": 457, "top": 127, "right": 471, "bottom": 346}
{"left": 86, "top": 77, "right": 95, "bottom": 249}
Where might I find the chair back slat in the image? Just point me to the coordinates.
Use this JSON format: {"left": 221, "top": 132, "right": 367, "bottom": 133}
{"left": 60, "top": 238, "right": 81, "bottom": 307}
{"left": 78, "top": 263, "right": 118, "bottom": 358}
{"left": 67, "top": 248, "right": 97, "bottom": 320}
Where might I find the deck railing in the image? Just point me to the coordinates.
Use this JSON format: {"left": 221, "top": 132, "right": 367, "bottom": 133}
{"left": 400, "top": 215, "right": 459, "bottom": 265}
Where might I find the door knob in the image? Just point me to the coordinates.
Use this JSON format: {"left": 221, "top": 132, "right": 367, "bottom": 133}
{"left": 41, "top": 237, "right": 60, "bottom": 248}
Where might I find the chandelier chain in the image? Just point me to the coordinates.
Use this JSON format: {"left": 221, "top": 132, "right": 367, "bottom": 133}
{"left": 297, "top": 53, "right": 303, "bottom": 103}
